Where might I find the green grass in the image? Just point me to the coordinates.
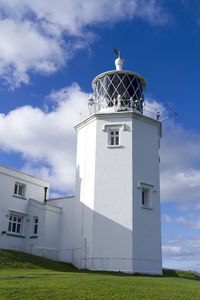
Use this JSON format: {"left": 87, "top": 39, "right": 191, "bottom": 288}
{"left": 0, "top": 249, "right": 78, "bottom": 275}
{"left": 0, "top": 249, "right": 200, "bottom": 300}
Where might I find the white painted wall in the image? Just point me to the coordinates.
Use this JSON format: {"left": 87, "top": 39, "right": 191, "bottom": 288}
{"left": 0, "top": 165, "right": 49, "bottom": 252}
{"left": 48, "top": 196, "right": 82, "bottom": 267}
{"left": 0, "top": 164, "right": 79, "bottom": 266}
{"left": 75, "top": 119, "right": 97, "bottom": 269}
{"left": 75, "top": 111, "right": 162, "bottom": 274}
{"left": 132, "top": 116, "right": 162, "bottom": 275}
{"left": 0, "top": 109, "right": 162, "bottom": 276}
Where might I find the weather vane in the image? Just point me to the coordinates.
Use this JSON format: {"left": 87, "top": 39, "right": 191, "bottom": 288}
{"left": 113, "top": 48, "right": 125, "bottom": 60}
{"left": 113, "top": 48, "right": 125, "bottom": 70}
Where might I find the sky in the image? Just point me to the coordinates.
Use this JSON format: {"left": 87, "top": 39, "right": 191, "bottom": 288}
{"left": 0, "top": 0, "right": 200, "bottom": 272}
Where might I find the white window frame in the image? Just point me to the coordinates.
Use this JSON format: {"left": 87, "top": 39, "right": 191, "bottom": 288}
{"left": 8, "top": 214, "right": 24, "bottom": 235}
{"left": 103, "top": 123, "right": 127, "bottom": 148}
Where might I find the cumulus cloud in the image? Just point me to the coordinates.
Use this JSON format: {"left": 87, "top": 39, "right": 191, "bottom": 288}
{"left": 0, "top": 83, "right": 88, "bottom": 192}
{"left": 144, "top": 98, "right": 200, "bottom": 206}
{"left": 162, "top": 237, "right": 200, "bottom": 261}
{"left": 143, "top": 97, "right": 166, "bottom": 119}
{"left": 163, "top": 214, "right": 200, "bottom": 230}
{"left": 0, "top": 19, "right": 64, "bottom": 87}
{"left": 160, "top": 121, "right": 200, "bottom": 204}
{"left": 0, "top": 0, "right": 169, "bottom": 87}
{"left": 1, "top": 94, "right": 200, "bottom": 201}
{"left": 163, "top": 214, "right": 172, "bottom": 223}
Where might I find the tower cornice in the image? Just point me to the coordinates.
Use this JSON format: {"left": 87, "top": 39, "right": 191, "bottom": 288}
{"left": 74, "top": 111, "right": 162, "bottom": 137}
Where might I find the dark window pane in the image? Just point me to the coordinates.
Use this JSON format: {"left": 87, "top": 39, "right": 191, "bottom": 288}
{"left": 127, "top": 85, "right": 135, "bottom": 98}
{"left": 108, "top": 74, "right": 114, "bottom": 81}
{"left": 34, "top": 225, "right": 38, "bottom": 234}
{"left": 14, "top": 184, "right": 18, "bottom": 194}
{"left": 142, "top": 191, "right": 145, "bottom": 205}
{"left": 116, "top": 137, "right": 119, "bottom": 145}
{"left": 18, "top": 218, "right": 21, "bottom": 222}
{"left": 117, "top": 73, "right": 124, "bottom": 81}
{"left": 122, "top": 75, "right": 131, "bottom": 88}
{"left": 111, "top": 137, "right": 114, "bottom": 145}
{"left": 12, "top": 223, "right": 16, "bottom": 233}
{"left": 115, "top": 131, "right": 119, "bottom": 136}
{"left": 117, "top": 83, "right": 124, "bottom": 96}
{"left": 35, "top": 218, "right": 38, "bottom": 224}
{"left": 18, "top": 185, "right": 23, "bottom": 196}
{"left": 17, "top": 224, "right": 21, "bottom": 233}
{"left": 112, "top": 74, "right": 120, "bottom": 87}
{"left": 13, "top": 217, "right": 17, "bottom": 222}
{"left": 132, "top": 78, "right": 138, "bottom": 90}
{"left": 107, "top": 84, "right": 115, "bottom": 100}
{"left": 8, "top": 222, "right": 11, "bottom": 232}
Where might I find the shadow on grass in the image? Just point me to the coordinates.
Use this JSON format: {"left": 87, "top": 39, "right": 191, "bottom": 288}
{"left": 1, "top": 249, "right": 200, "bottom": 281}
{"left": 162, "top": 268, "right": 200, "bottom": 282}
{"left": 0, "top": 249, "right": 78, "bottom": 273}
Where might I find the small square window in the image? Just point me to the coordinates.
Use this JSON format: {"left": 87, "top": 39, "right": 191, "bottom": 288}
{"left": 14, "top": 183, "right": 25, "bottom": 197}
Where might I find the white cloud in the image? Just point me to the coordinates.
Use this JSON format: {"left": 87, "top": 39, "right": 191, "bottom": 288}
{"left": 1, "top": 95, "right": 200, "bottom": 202}
{"left": 144, "top": 97, "right": 166, "bottom": 119}
{"left": 0, "top": 83, "right": 88, "bottom": 192}
{"left": 164, "top": 215, "right": 200, "bottom": 230}
{"left": 0, "top": 0, "right": 168, "bottom": 33}
{"left": 160, "top": 121, "right": 200, "bottom": 204}
{"left": 145, "top": 98, "right": 200, "bottom": 206}
{"left": 0, "top": 0, "right": 169, "bottom": 87}
{"left": 162, "top": 245, "right": 182, "bottom": 256}
{"left": 162, "top": 237, "right": 200, "bottom": 261}
{"left": 135, "top": 0, "right": 169, "bottom": 25}
{"left": 0, "top": 19, "right": 64, "bottom": 87}
{"left": 163, "top": 214, "right": 172, "bottom": 223}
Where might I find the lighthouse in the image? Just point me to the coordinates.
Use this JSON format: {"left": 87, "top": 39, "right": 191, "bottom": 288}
{"left": 74, "top": 52, "right": 162, "bottom": 275}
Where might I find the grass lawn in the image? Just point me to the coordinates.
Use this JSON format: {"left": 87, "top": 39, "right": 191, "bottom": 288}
{"left": 0, "top": 249, "right": 200, "bottom": 300}
{"left": 0, "top": 249, "right": 78, "bottom": 276}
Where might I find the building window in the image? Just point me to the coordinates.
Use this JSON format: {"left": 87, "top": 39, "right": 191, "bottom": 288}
{"left": 103, "top": 123, "right": 125, "bottom": 148}
{"left": 8, "top": 215, "right": 23, "bottom": 234}
{"left": 109, "top": 129, "right": 119, "bottom": 146}
{"left": 33, "top": 217, "right": 38, "bottom": 235}
{"left": 14, "top": 183, "right": 25, "bottom": 197}
{"left": 141, "top": 188, "right": 151, "bottom": 209}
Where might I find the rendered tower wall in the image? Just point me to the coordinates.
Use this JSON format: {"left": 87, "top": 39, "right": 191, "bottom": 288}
{"left": 75, "top": 111, "right": 162, "bottom": 274}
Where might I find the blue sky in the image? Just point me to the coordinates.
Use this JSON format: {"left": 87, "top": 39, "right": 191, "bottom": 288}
{"left": 0, "top": 0, "right": 200, "bottom": 272}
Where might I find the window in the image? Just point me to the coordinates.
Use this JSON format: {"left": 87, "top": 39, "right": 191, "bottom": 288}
{"left": 8, "top": 215, "right": 23, "bottom": 234}
{"left": 33, "top": 217, "right": 38, "bottom": 235}
{"left": 103, "top": 123, "right": 125, "bottom": 148}
{"left": 109, "top": 129, "right": 119, "bottom": 146}
{"left": 14, "top": 183, "right": 25, "bottom": 197}
{"left": 141, "top": 188, "right": 151, "bottom": 209}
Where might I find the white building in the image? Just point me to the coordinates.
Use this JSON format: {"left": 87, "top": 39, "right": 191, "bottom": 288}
{"left": 0, "top": 56, "right": 162, "bottom": 275}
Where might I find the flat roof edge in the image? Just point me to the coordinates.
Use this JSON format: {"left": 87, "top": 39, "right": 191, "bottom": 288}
{"left": 0, "top": 164, "right": 50, "bottom": 184}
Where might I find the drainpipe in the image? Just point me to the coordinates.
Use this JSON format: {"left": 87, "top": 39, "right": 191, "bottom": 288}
{"left": 44, "top": 187, "right": 48, "bottom": 203}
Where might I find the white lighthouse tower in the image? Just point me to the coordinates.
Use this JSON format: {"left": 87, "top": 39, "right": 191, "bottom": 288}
{"left": 74, "top": 53, "right": 162, "bottom": 275}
